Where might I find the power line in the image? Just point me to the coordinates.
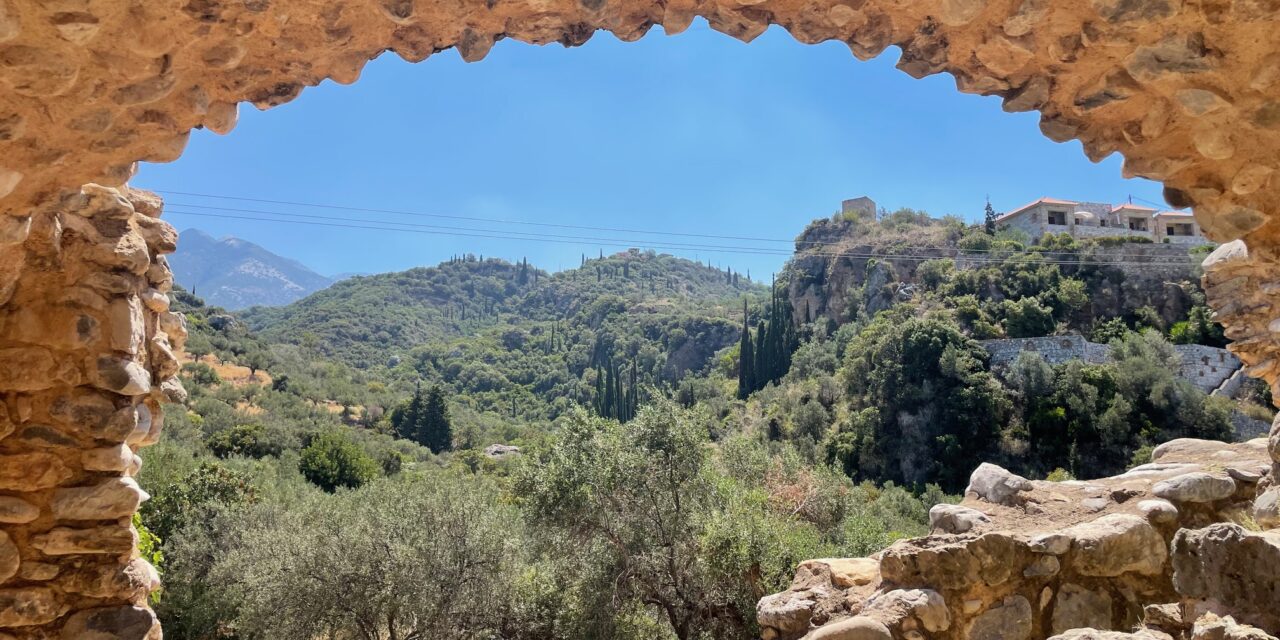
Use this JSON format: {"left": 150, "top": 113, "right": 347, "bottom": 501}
{"left": 162, "top": 195, "right": 1190, "bottom": 260}
{"left": 163, "top": 209, "right": 1207, "bottom": 267}
{"left": 164, "top": 205, "right": 799, "bottom": 253}
{"left": 159, "top": 190, "right": 799, "bottom": 245}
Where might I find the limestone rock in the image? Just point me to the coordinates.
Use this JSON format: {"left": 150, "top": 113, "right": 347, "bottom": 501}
{"left": 59, "top": 605, "right": 159, "bottom": 640}
{"left": 1153, "top": 472, "right": 1237, "bottom": 503}
{"left": 966, "top": 463, "right": 1032, "bottom": 505}
{"left": 1049, "top": 630, "right": 1174, "bottom": 640}
{"left": 0, "top": 495, "right": 39, "bottom": 523}
{"left": 0, "top": 587, "right": 66, "bottom": 627}
{"left": 799, "top": 558, "right": 879, "bottom": 588}
{"left": 1189, "top": 613, "right": 1278, "bottom": 640}
{"left": 0, "top": 531, "right": 18, "bottom": 583}
{"left": 1138, "top": 499, "right": 1180, "bottom": 524}
{"left": 91, "top": 356, "right": 151, "bottom": 396}
{"left": 56, "top": 558, "right": 159, "bottom": 601}
{"left": 30, "top": 525, "right": 137, "bottom": 555}
{"left": 159, "top": 375, "right": 186, "bottom": 403}
{"left": 1052, "top": 583, "right": 1115, "bottom": 634}
{"left": 1172, "top": 524, "right": 1280, "bottom": 632}
{"left": 863, "top": 589, "right": 950, "bottom": 632}
{"left": 1270, "top": 418, "right": 1280, "bottom": 464}
{"left": 1024, "top": 554, "right": 1060, "bottom": 578}
{"left": 1030, "top": 532, "right": 1073, "bottom": 555}
{"left": 1064, "top": 514, "right": 1167, "bottom": 577}
{"left": 806, "top": 616, "right": 892, "bottom": 640}
{"left": 0, "top": 452, "right": 71, "bottom": 490}
{"left": 82, "top": 443, "right": 134, "bottom": 472}
{"left": 758, "top": 590, "right": 816, "bottom": 637}
{"left": 929, "top": 503, "right": 990, "bottom": 534}
{"left": 1143, "top": 603, "right": 1184, "bottom": 635}
{"left": 1253, "top": 487, "right": 1279, "bottom": 529}
{"left": 50, "top": 477, "right": 148, "bottom": 520}
{"left": 0, "top": 346, "right": 64, "bottom": 391}
{"left": 968, "top": 595, "right": 1032, "bottom": 640}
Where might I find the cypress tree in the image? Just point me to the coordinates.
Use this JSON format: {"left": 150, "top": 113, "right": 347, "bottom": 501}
{"left": 420, "top": 385, "right": 453, "bottom": 454}
{"left": 392, "top": 382, "right": 425, "bottom": 442}
{"left": 984, "top": 199, "right": 998, "bottom": 235}
{"left": 737, "top": 300, "right": 754, "bottom": 400}
{"left": 754, "top": 319, "right": 768, "bottom": 390}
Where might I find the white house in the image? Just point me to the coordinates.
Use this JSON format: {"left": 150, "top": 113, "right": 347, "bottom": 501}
{"left": 996, "top": 197, "right": 1208, "bottom": 244}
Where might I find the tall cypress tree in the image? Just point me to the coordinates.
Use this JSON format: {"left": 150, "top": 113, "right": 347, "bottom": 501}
{"left": 737, "top": 300, "right": 755, "bottom": 400}
{"left": 984, "top": 199, "right": 998, "bottom": 235}
{"left": 392, "top": 382, "right": 425, "bottom": 442}
{"left": 754, "top": 319, "right": 768, "bottom": 389}
{"left": 420, "top": 385, "right": 453, "bottom": 454}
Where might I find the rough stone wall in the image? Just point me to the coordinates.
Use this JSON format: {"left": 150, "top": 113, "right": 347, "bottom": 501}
{"left": 758, "top": 437, "right": 1280, "bottom": 640}
{"left": 983, "top": 336, "right": 1111, "bottom": 368}
{"left": 0, "top": 185, "right": 178, "bottom": 638}
{"left": 982, "top": 337, "right": 1242, "bottom": 394}
{"left": 0, "top": 0, "right": 1276, "bottom": 246}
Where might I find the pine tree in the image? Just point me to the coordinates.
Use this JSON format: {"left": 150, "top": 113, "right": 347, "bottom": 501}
{"left": 984, "top": 199, "right": 998, "bottom": 235}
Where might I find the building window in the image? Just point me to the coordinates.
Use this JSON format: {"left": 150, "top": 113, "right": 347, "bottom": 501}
{"left": 1167, "top": 223, "right": 1193, "bottom": 236}
{"left": 1128, "top": 217, "right": 1148, "bottom": 231}
{"left": 1047, "top": 210, "right": 1067, "bottom": 225}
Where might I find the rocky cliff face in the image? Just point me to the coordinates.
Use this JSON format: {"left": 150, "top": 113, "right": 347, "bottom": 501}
{"left": 758, "top": 435, "right": 1280, "bottom": 640}
{"left": 786, "top": 219, "right": 1203, "bottom": 329}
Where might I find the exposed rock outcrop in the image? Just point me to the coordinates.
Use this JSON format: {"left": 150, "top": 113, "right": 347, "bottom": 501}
{"left": 758, "top": 437, "right": 1279, "bottom": 640}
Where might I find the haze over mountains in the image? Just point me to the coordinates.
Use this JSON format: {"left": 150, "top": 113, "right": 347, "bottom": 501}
{"left": 170, "top": 229, "right": 336, "bottom": 309}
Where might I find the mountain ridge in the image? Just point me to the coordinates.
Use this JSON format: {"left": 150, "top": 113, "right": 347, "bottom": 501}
{"left": 169, "top": 229, "right": 334, "bottom": 310}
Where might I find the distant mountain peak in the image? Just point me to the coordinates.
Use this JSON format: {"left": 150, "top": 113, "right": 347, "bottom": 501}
{"left": 169, "top": 229, "right": 334, "bottom": 310}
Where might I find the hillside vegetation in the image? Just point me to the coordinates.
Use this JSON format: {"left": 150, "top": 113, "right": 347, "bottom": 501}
{"left": 137, "top": 207, "right": 1268, "bottom": 640}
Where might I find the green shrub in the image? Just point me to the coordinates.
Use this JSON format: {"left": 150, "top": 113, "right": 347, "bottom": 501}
{"left": 299, "top": 431, "right": 380, "bottom": 492}
{"left": 181, "top": 362, "right": 221, "bottom": 386}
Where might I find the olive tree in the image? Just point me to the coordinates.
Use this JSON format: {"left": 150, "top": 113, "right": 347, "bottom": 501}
{"left": 214, "top": 475, "right": 518, "bottom": 640}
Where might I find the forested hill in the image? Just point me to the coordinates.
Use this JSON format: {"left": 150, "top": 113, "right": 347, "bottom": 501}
{"left": 242, "top": 250, "right": 762, "bottom": 370}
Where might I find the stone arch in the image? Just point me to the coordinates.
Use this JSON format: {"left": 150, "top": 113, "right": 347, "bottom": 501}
{"left": 0, "top": 0, "right": 1277, "bottom": 637}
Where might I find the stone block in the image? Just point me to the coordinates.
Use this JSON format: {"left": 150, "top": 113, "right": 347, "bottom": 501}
{"left": 31, "top": 525, "right": 138, "bottom": 555}
{"left": 0, "top": 495, "right": 40, "bottom": 523}
{"left": 0, "top": 452, "right": 72, "bottom": 490}
{"left": 91, "top": 356, "right": 151, "bottom": 396}
{"left": 808, "top": 616, "right": 892, "bottom": 640}
{"left": 59, "top": 605, "right": 158, "bottom": 640}
{"left": 0, "top": 587, "right": 66, "bottom": 627}
{"left": 50, "top": 477, "right": 148, "bottom": 520}
{"left": 1153, "top": 472, "right": 1237, "bottom": 503}
{"left": 968, "top": 595, "right": 1032, "bottom": 640}
{"left": 1052, "top": 583, "right": 1115, "bottom": 634}
{"left": 1065, "top": 514, "right": 1167, "bottom": 577}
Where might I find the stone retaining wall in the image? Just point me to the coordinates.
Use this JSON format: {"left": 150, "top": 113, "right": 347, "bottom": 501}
{"left": 982, "top": 338, "right": 1241, "bottom": 394}
{"left": 0, "top": 186, "right": 177, "bottom": 638}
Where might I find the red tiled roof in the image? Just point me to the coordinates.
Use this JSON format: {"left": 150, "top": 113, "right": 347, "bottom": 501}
{"left": 1153, "top": 209, "right": 1194, "bottom": 217}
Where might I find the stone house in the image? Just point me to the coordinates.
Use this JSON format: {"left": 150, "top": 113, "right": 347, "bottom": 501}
{"left": 996, "top": 197, "right": 1209, "bottom": 245}
{"left": 841, "top": 196, "right": 878, "bottom": 221}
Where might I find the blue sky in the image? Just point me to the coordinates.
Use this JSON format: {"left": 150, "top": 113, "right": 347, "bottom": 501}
{"left": 135, "top": 21, "right": 1166, "bottom": 279}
